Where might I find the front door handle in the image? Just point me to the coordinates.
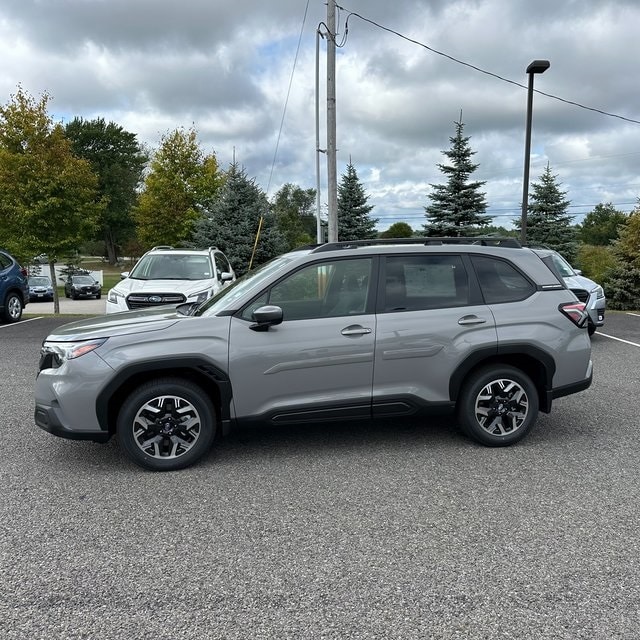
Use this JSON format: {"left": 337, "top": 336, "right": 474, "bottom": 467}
{"left": 458, "top": 315, "right": 487, "bottom": 326}
{"left": 341, "top": 325, "right": 372, "bottom": 336}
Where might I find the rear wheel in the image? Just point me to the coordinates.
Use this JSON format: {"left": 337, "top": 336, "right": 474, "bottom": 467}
{"left": 457, "top": 365, "right": 538, "bottom": 446}
{"left": 1, "top": 292, "right": 23, "bottom": 323}
{"left": 117, "top": 378, "right": 216, "bottom": 471}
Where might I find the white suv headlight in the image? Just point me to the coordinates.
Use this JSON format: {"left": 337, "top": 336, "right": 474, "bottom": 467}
{"left": 189, "top": 290, "right": 211, "bottom": 304}
{"left": 107, "top": 289, "right": 124, "bottom": 304}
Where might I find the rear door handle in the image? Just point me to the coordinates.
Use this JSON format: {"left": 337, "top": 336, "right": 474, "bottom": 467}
{"left": 341, "top": 325, "right": 372, "bottom": 336}
{"left": 458, "top": 315, "right": 487, "bottom": 326}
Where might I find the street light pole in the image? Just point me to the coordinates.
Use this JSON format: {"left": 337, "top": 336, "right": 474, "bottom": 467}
{"left": 520, "top": 59, "right": 550, "bottom": 245}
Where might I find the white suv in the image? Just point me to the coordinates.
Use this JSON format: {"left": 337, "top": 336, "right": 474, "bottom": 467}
{"left": 106, "top": 246, "right": 235, "bottom": 314}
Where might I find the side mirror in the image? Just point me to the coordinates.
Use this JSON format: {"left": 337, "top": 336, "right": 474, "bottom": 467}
{"left": 120, "top": 271, "right": 130, "bottom": 280}
{"left": 574, "top": 269, "right": 582, "bottom": 276}
{"left": 220, "top": 271, "right": 234, "bottom": 282}
{"left": 250, "top": 305, "right": 283, "bottom": 332}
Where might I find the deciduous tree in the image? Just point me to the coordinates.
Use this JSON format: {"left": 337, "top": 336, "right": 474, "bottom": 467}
{"left": 272, "top": 183, "right": 317, "bottom": 250}
{"left": 65, "top": 117, "right": 148, "bottom": 264}
{"left": 0, "top": 87, "right": 102, "bottom": 313}
{"left": 579, "top": 202, "right": 627, "bottom": 246}
{"left": 135, "top": 127, "right": 223, "bottom": 248}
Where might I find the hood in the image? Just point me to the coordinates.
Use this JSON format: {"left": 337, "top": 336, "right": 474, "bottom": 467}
{"left": 563, "top": 273, "right": 599, "bottom": 292}
{"left": 45, "top": 306, "right": 184, "bottom": 341}
{"left": 112, "top": 277, "right": 213, "bottom": 297}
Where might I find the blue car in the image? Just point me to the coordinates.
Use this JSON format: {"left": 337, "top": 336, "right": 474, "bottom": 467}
{"left": 28, "top": 275, "right": 55, "bottom": 302}
{"left": 0, "top": 249, "right": 29, "bottom": 323}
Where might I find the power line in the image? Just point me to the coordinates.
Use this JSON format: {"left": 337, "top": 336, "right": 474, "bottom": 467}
{"left": 338, "top": 6, "right": 640, "bottom": 126}
{"left": 265, "top": 0, "right": 311, "bottom": 197}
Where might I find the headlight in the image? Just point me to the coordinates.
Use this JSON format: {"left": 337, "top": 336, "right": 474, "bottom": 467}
{"left": 107, "top": 289, "right": 124, "bottom": 304}
{"left": 592, "top": 285, "right": 605, "bottom": 300}
{"left": 41, "top": 338, "right": 107, "bottom": 367}
{"left": 190, "top": 290, "right": 211, "bottom": 304}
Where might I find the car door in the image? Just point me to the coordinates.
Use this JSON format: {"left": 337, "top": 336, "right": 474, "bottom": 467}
{"left": 228, "top": 257, "right": 376, "bottom": 424}
{"left": 372, "top": 253, "right": 497, "bottom": 415}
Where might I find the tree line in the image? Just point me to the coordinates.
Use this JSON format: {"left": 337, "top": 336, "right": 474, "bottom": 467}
{"left": 0, "top": 87, "right": 638, "bottom": 308}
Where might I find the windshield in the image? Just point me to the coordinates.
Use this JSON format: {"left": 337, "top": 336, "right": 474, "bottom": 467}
{"left": 195, "top": 255, "right": 298, "bottom": 316}
{"left": 73, "top": 275, "right": 95, "bottom": 284}
{"left": 549, "top": 252, "right": 576, "bottom": 278}
{"left": 129, "top": 254, "right": 214, "bottom": 281}
{"left": 29, "top": 277, "right": 51, "bottom": 286}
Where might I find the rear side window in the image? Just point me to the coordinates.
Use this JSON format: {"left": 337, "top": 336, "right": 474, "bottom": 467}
{"left": 0, "top": 252, "right": 11, "bottom": 270}
{"left": 471, "top": 255, "right": 535, "bottom": 304}
{"left": 383, "top": 255, "right": 469, "bottom": 311}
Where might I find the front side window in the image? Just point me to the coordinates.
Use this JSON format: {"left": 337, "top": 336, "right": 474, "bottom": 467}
{"left": 471, "top": 255, "right": 535, "bottom": 304}
{"left": 241, "top": 258, "right": 373, "bottom": 321}
{"left": 383, "top": 255, "right": 469, "bottom": 311}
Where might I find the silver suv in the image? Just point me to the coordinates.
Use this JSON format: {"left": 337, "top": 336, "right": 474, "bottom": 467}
{"left": 35, "top": 238, "right": 593, "bottom": 471}
{"left": 106, "top": 246, "right": 235, "bottom": 313}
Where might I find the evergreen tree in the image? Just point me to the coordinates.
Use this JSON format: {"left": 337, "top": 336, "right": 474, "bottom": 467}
{"left": 192, "top": 163, "right": 286, "bottom": 276}
{"left": 517, "top": 163, "right": 577, "bottom": 261}
{"left": 272, "top": 183, "right": 317, "bottom": 250}
{"left": 337, "top": 161, "right": 378, "bottom": 240}
{"left": 424, "top": 116, "right": 489, "bottom": 236}
{"left": 65, "top": 117, "right": 148, "bottom": 264}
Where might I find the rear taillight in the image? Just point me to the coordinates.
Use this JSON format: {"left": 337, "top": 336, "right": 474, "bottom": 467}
{"left": 20, "top": 267, "right": 28, "bottom": 277}
{"left": 559, "top": 302, "right": 588, "bottom": 328}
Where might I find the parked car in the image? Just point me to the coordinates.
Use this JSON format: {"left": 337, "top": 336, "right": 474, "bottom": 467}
{"left": 531, "top": 248, "right": 605, "bottom": 336}
{"left": 106, "top": 246, "right": 236, "bottom": 314}
{"left": 28, "top": 275, "right": 54, "bottom": 302}
{"left": 35, "top": 237, "right": 593, "bottom": 471}
{"left": 65, "top": 274, "right": 102, "bottom": 300}
{"left": 0, "top": 249, "right": 29, "bottom": 323}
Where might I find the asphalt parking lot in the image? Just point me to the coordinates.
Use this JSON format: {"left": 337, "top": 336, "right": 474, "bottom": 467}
{"left": 1, "top": 312, "right": 639, "bottom": 639}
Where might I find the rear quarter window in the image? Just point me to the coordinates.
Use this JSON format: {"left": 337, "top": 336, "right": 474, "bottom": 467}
{"left": 471, "top": 255, "right": 535, "bottom": 304}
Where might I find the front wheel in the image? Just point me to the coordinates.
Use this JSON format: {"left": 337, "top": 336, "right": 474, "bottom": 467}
{"left": 457, "top": 365, "right": 538, "bottom": 446}
{"left": 1, "top": 292, "right": 23, "bottom": 323}
{"left": 588, "top": 322, "right": 596, "bottom": 336}
{"left": 117, "top": 378, "right": 216, "bottom": 471}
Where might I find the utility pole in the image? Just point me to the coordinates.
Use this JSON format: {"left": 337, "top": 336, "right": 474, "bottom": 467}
{"left": 326, "top": 0, "right": 338, "bottom": 242}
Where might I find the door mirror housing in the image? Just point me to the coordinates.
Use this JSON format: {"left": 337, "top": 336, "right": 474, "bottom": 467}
{"left": 250, "top": 305, "right": 283, "bottom": 331}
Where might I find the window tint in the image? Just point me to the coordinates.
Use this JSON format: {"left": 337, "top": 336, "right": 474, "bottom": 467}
{"left": 214, "top": 253, "right": 230, "bottom": 280}
{"left": 471, "top": 255, "right": 535, "bottom": 304}
{"left": 0, "top": 252, "right": 11, "bottom": 270}
{"left": 383, "top": 255, "right": 469, "bottom": 311}
{"left": 241, "top": 258, "right": 372, "bottom": 321}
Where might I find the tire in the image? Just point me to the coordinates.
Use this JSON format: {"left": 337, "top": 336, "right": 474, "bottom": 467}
{"left": 1, "top": 292, "right": 23, "bottom": 323}
{"left": 117, "top": 378, "right": 216, "bottom": 471}
{"left": 588, "top": 322, "right": 596, "bottom": 336}
{"left": 72, "top": 294, "right": 78, "bottom": 300}
{"left": 96, "top": 294, "right": 101, "bottom": 299}
{"left": 457, "top": 365, "right": 538, "bottom": 447}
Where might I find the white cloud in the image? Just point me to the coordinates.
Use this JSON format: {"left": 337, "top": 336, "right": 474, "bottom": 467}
{"left": 0, "top": 0, "right": 638, "bottom": 231}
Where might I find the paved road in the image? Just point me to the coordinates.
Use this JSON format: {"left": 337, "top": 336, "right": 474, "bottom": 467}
{"left": 1, "top": 312, "right": 639, "bottom": 639}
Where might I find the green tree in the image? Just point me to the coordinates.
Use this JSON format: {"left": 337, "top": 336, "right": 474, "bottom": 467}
{"left": 272, "top": 183, "right": 317, "bottom": 250}
{"left": 601, "top": 204, "right": 640, "bottom": 310}
{"left": 579, "top": 202, "right": 628, "bottom": 246}
{"left": 380, "top": 222, "right": 414, "bottom": 238}
{"left": 192, "top": 163, "right": 286, "bottom": 276}
{"left": 337, "top": 161, "right": 378, "bottom": 240}
{"left": 518, "top": 163, "right": 577, "bottom": 261}
{"left": 135, "top": 127, "right": 223, "bottom": 248}
{"left": 424, "top": 116, "right": 490, "bottom": 236}
{"left": 0, "top": 87, "right": 102, "bottom": 313}
{"left": 65, "top": 117, "right": 148, "bottom": 264}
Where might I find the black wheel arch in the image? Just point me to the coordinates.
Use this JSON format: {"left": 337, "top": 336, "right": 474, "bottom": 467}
{"left": 96, "top": 357, "right": 232, "bottom": 436}
{"left": 449, "top": 345, "right": 556, "bottom": 413}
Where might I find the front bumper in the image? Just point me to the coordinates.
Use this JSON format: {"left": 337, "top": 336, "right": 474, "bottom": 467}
{"left": 35, "top": 404, "right": 111, "bottom": 442}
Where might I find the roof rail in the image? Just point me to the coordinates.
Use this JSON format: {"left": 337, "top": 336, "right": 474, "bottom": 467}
{"left": 311, "top": 236, "right": 521, "bottom": 253}
{"left": 151, "top": 245, "right": 174, "bottom": 250}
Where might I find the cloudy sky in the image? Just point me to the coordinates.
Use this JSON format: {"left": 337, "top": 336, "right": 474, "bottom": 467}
{"left": 1, "top": 0, "right": 639, "bottom": 231}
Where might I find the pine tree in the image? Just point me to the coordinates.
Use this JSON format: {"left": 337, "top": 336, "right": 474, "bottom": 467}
{"left": 191, "top": 163, "right": 286, "bottom": 276}
{"left": 424, "top": 117, "right": 489, "bottom": 236}
{"left": 337, "top": 161, "right": 378, "bottom": 241}
{"left": 519, "top": 163, "right": 577, "bottom": 262}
